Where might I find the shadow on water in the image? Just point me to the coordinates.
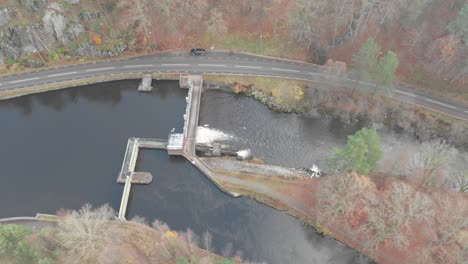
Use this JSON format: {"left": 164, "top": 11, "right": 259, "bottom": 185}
{"left": 0, "top": 81, "right": 371, "bottom": 264}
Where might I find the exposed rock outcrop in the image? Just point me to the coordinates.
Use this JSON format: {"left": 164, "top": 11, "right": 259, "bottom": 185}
{"left": 0, "top": 8, "right": 11, "bottom": 27}
{"left": 0, "top": 28, "right": 24, "bottom": 63}
{"left": 73, "top": 41, "right": 127, "bottom": 57}
{"left": 18, "top": 0, "right": 47, "bottom": 12}
{"left": 42, "top": 2, "right": 84, "bottom": 45}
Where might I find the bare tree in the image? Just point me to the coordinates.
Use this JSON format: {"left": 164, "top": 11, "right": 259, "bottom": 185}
{"left": 152, "top": 219, "right": 170, "bottom": 233}
{"left": 97, "top": 245, "right": 126, "bottom": 264}
{"left": 207, "top": 8, "right": 227, "bottom": 41}
{"left": 454, "top": 170, "right": 468, "bottom": 192}
{"left": 409, "top": 139, "right": 457, "bottom": 189}
{"left": 362, "top": 182, "right": 434, "bottom": 251}
{"left": 425, "top": 194, "right": 468, "bottom": 263}
{"left": 57, "top": 204, "right": 121, "bottom": 264}
{"left": 222, "top": 242, "right": 233, "bottom": 258}
{"left": 178, "top": 228, "right": 200, "bottom": 261}
{"left": 153, "top": 0, "right": 208, "bottom": 34}
{"left": 130, "top": 215, "right": 148, "bottom": 226}
{"left": 288, "top": 0, "right": 326, "bottom": 47}
{"left": 117, "top": 0, "right": 152, "bottom": 34}
{"left": 202, "top": 231, "right": 213, "bottom": 253}
{"left": 316, "top": 173, "right": 377, "bottom": 229}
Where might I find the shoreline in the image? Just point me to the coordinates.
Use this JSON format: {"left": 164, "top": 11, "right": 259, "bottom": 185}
{"left": 0, "top": 72, "right": 180, "bottom": 100}
{"left": 197, "top": 157, "right": 380, "bottom": 263}
{"left": 1, "top": 77, "right": 464, "bottom": 263}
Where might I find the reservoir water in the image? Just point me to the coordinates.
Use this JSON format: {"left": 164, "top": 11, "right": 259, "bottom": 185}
{"left": 0, "top": 80, "right": 370, "bottom": 263}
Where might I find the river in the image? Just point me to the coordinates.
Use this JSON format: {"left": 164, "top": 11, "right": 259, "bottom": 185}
{"left": 0, "top": 80, "right": 371, "bottom": 263}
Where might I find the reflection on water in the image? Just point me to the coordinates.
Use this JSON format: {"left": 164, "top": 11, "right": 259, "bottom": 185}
{"left": 0, "top": 81, "right": 370, "bottom": 263}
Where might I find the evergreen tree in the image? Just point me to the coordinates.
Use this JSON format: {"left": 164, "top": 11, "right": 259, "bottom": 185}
{"left": 448, "top": 4, "right": 468, "bottom": 47}
{"left": 351, "top": 38, "right": 381, "bottom": 82}
{"left": 328, "top": 128, "right": 382, "bottom": 175}
{"left": 378, "top": 50, "right": 399, "bottom": 93}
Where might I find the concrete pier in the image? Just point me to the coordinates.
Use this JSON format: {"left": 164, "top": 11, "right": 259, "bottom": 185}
{"left": 138, "top": 75, "right": 153, "bottom": 92}
{"left": 184, "top": 75, "right": 203, "bottom": 156}
{"left": 117, "top": 137, "right": 168, "bottom": 184}
{"left": 179, "top": 74, "right": 189, "bottom": 89}
{"left": 118, "top": 175, "right": 132, "bottom": 220}
{"left": 117, "top": 137, "right": 168, "bottom": 220}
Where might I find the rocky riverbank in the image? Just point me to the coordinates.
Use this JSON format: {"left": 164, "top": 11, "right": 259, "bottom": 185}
{"left": 203, "top": 75, "right": 306, "bottom": 113}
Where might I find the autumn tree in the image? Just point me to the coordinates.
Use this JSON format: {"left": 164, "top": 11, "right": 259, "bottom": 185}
{"left": 288, "top": 0, "right": 327, "bottom": 48}
{"left": 153, "top": 0, "right": 208, "bottom": 33}
{"left": 348, "top": 0, "right": 412, "bottom": 41}
{"left": 57, "top": 204, "right": 122, "bottom": 264}
{"left": 118, "top": 0, "right": 153, "bottom": 34}
{"left": 401, "top": 0, "right": 432, "bottom": 28}
{"left": 328, "top": 128, "right": 382, "bottom": 175}
{"left": 425, "top": 194, "right": 468, "bottom": 263}
{"left": 207, "top": 8, "right": 227, "bottom": 41}
{"left": 316, "top": 173, "right": 377, "bottom": 229}
{"left": 363, "top": 182, "right": 434, "bottom": 251}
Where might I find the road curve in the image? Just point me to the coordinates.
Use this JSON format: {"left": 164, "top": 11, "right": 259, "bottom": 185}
{"left": 0, "top": 50, "right": 467, "bottom": 121}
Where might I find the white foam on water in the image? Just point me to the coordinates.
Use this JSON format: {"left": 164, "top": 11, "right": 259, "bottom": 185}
{"left": 196, "top": 126, "right": 234, "bottom": 145}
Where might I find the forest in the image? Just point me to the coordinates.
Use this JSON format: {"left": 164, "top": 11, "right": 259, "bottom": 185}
{"left": 0, "top": 0, "right": 467, "bottom": 102}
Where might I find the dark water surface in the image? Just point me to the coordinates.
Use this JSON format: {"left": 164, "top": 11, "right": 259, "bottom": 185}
{"left": 199, "top": 90, "right": 361, "bottom": 168}
{"left": 0, "top": 81, "right": 369, "bottom": 263}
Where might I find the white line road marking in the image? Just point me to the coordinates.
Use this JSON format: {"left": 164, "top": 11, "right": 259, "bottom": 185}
{"left": 358, "top": 80, "right": 376, "bottom": 86}
{"left": 272, "top": 68, "right": 300, "bottom": 73}
{"left": 47, "top": 71, "right": 77, "bottom": 77}
{"left": 123, "top": 64, "right": 153, "bottom": 68}
{"left": 425, "top": 98, "right": 456, "bottom": 109}
{"left": 465, "top": 110, "right": 468, "bottom": 113}
{"left": 85, "top": 67, "right": 115, "bottom": 72}
{"left": 308, "top": 72, "right": 326, "bottom": 76}
{"left": 10, "top": 77, "right": 39, "bottom": 84}
{"left": 396, "top": 90, "right": 416, "bottom": 97}
{"left": 234, "top": 65, "right": 262, "bottom": 69}
{"left": 198, "top": 64, "right": 226, "bottom": 67}
{"left": 161, "top": 64, "right": 190, "bottom": 66}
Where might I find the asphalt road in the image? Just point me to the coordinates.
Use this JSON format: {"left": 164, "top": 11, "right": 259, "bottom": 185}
{"left": 0, "top": 50, "right": 467, "bottom": 121}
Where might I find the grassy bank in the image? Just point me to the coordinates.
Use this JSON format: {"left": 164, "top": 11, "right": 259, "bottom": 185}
{"left": 204, "top": 75, "right": 307, "bottom": 113}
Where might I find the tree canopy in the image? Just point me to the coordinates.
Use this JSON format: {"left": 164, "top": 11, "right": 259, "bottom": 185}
{"left": 352, "top": 38, "right": 381, "bottom": 82}
{"left": 448, "top": 4, "right": 468, "bottom": 47}
{"left": 352, "top": 38, "right": 399, "bottom": 93}
{"left": 378, "top": 51, "right": 399, "bottom": 88}
{"left": 328, "top": 128, "right": 382, "bottom": 175}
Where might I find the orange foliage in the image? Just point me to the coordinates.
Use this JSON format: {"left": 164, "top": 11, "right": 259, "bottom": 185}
{"left": 91, "top": 34, "right": 102, "bottom": 46}
{"left": 163, "top": 230, "right": 178, "bottom": 239}
{"left": 349, "top": 207, "right": 368, "bottom": 229}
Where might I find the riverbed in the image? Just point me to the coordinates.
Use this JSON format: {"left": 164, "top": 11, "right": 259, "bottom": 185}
{"left": 0, "top": 80, "right": 371, "bottom": 263}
